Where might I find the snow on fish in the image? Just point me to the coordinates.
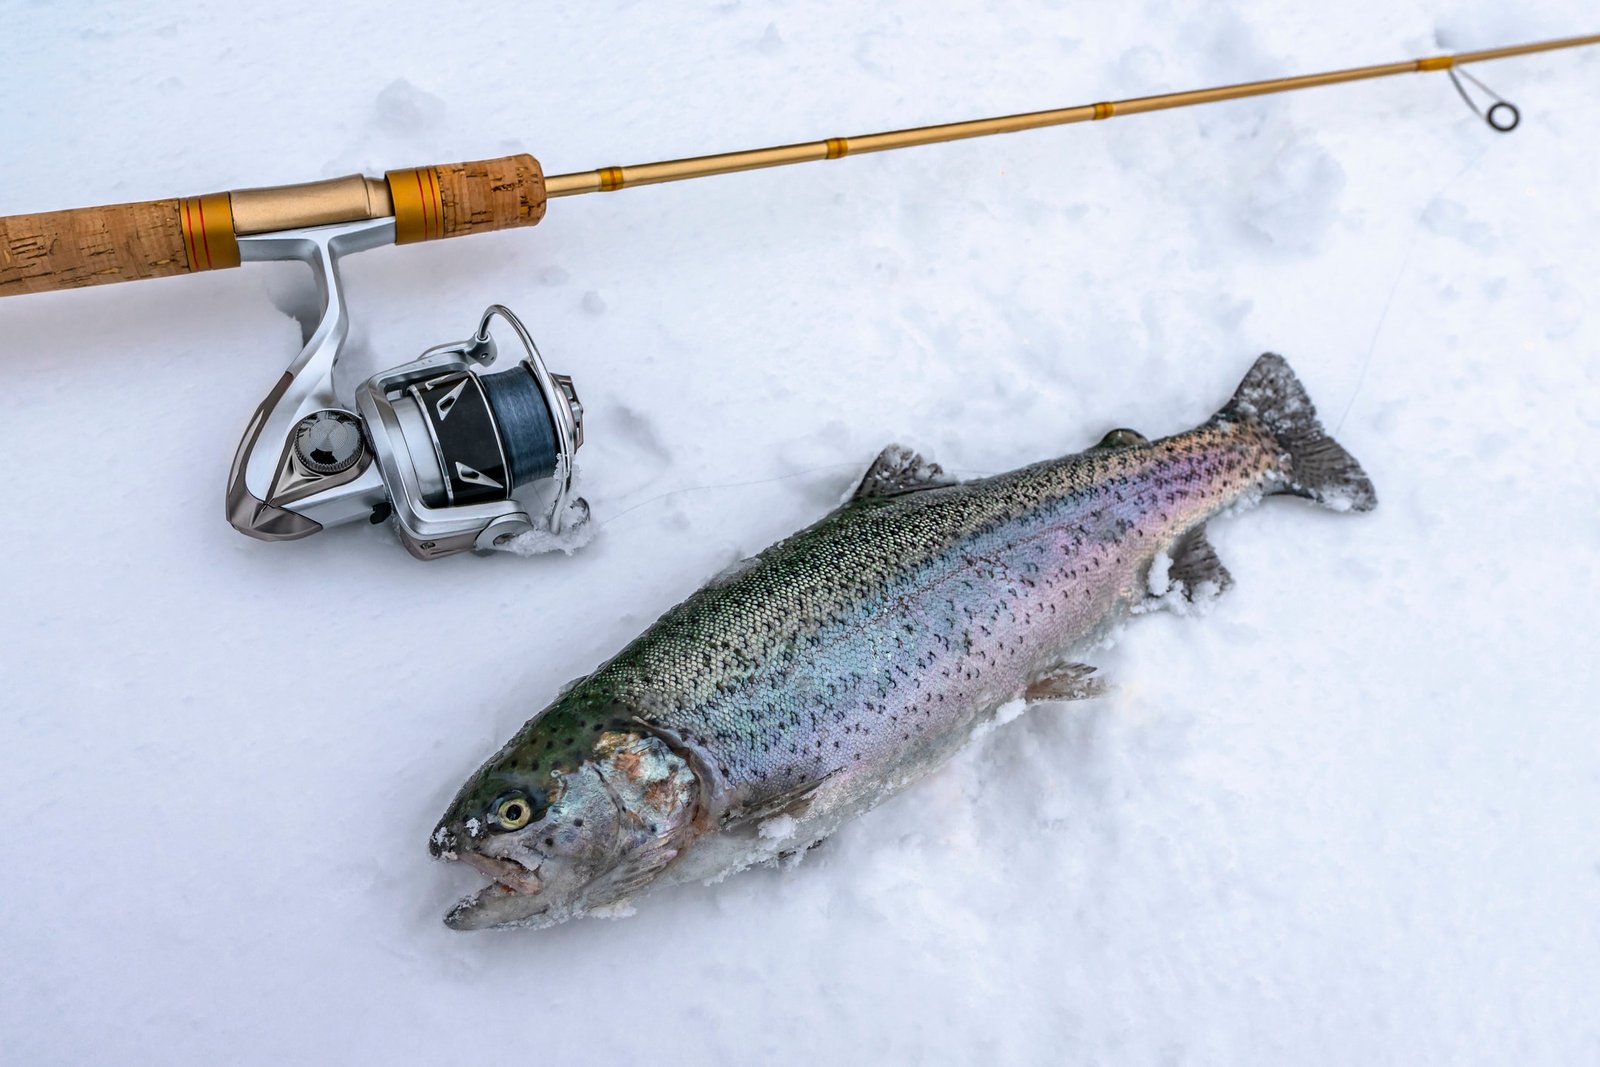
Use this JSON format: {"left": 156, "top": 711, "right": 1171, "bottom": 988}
{"left": 429, "top": 354, "right": 1376, "bottom": 930}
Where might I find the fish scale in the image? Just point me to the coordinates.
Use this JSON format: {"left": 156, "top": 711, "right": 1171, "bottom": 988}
{"left": 433, "top": 354, "right": 1376, "bottom": 930}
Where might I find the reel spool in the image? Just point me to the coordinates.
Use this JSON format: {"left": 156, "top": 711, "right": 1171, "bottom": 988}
{"left": 225, "top": 217, "right": 587, "bottom": 560}
{"left": 359, "top": 305, "right": 586, "bottom": 559}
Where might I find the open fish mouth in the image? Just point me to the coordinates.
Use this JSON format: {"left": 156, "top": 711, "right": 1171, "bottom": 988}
{"left": 445, "top": 869, "right": 555, "bottom": 931}
{"left": 458, "top": 850, "right": 544, "bottom": 895}
{"left": 432, "top": 824, "right": 563, "bottom": 929}
{"left": 442, "top": 851, "right": 556, "bottom": 930}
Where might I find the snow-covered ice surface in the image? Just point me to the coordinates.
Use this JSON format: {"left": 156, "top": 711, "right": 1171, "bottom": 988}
{"left": 3, "top": 3, "right": 1598, "bottom": 1063}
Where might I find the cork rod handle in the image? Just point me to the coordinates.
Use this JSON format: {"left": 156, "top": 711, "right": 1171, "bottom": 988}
{"left": 386, "top": 154, "right": 547, "bottom": 244}
{"left": 0, "top": 154, "right": 547, "bottom": 298}
{"left": 0, "top": 195, "right": 234, "bottom": 297}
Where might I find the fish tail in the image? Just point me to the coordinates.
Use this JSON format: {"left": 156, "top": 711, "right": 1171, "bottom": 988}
{"left": 1220, "top": 354, "right": 1378, "bottom": 513}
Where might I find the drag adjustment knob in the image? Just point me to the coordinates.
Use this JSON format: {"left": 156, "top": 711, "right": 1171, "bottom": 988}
{"left": 293, "top": 410, "right": 365, "bottom": 475}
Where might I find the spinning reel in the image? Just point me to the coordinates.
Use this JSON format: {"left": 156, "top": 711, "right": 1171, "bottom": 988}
{"left": 225, "top": 216, "right": 586, "bottom": 560}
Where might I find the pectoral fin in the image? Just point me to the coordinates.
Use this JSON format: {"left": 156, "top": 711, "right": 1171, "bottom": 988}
{"left": 724, "top": 771, "right": 838, "bottom": 829}
{"left": 1024, "top": 662, "right": 1107, "bottom": 703}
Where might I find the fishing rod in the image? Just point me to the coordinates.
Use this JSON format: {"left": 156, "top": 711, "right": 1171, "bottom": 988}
{"left": 1, "top": 32, "right": 1593, "bottom": 559}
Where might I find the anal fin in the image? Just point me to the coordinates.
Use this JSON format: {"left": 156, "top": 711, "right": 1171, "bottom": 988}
{"left": 1160, "top": 523, "right": 1233, "bottom": 603}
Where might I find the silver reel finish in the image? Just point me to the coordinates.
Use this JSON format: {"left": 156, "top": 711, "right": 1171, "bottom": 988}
{"left": 225, "top": 218, "right": 587, "bottom": 560}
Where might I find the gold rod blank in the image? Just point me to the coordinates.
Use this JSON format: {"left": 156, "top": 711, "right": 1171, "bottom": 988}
{"left": 543, "top": 32, "right": 1600, "bottom": 198}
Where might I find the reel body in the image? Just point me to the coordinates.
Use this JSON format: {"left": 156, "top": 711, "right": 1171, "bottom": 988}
{"left": 226, "top": 217, "right": 586, "bottom": 560}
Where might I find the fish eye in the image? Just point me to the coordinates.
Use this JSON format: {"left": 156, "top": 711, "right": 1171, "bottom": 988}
{"left": 492, "top": 792, "right": 537, "bottom": 830}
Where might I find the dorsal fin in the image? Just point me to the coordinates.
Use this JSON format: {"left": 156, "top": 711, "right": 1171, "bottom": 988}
{"left": 1092, "top": 427, "right": 1149, "bottom": 450}
{"left": 852, "top": 444, "right": 956, "bottom": 500}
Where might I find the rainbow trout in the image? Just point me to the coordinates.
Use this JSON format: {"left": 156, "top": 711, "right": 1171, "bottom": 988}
{"left": 431, "top": 354, "right": 1375, "bottom": 930}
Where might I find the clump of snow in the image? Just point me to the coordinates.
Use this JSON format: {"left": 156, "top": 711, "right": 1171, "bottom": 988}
{"left": 1317, "top": 486, "right": 1358, "bottom": 513}
{"left": 705, "top": 552, "right": 761, "bottom": 588}
{"left": 2, "top": 5, "right": 1598, "bottom": 1065}
{"left": 970, "top": 696, "right": 1029, "bottom": 741}
{"left": 587, "top": 901, "right": 638, "bottom": 921}
{"left": 758, "top": 814, "right": 799, "bottom": 841}
{"left": 1146, "top": 548, "right": 1175, "bottom": 597}
{"left": 494, "top": 505, "right": 599, "bottom": 557}
{"left": 1138, "top": 581, "right": 1222, "bottom": 618}
{"left": 1135, "top": 547, "right": 1214, "bottom": 617}
{"left": 992, "top": 696, "right": 1028, "bottom": 727}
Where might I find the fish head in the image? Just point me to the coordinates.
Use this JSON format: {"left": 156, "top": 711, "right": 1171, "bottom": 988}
{"left": 430, "top": 759, "right": 623, "bottom": 930}
{"left": 431, "top": 699, "right": 701, "bottom": 931}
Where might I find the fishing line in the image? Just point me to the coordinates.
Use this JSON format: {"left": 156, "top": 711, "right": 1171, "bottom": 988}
{"left": 1335, "top": 141, "right": 1495, "bottom": 433}
{"left": 1447, "top": 67, "right": 1522, "bottom": 131}
{"left": 600, "top": 462, "right": 1007, "bottom": 527}
{"left": 599, "top": 462, "right": 865, "bottom": 527}
{"left": 1336, "top": 243, "right": 1416, "bottom": 435}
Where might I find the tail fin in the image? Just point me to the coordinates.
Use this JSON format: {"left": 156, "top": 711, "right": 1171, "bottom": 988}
{"left": 1221, "top": 354, "right": 1377, "bottom": 513}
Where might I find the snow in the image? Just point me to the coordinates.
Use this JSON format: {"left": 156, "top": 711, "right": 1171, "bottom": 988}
{"left": 3, "top": 2, "right": 1599, "bottom": 1064}
{"left": 1139, "top": 547, "right": 1224, "bottom": 616}
{"left": 759, "top": 814, "right": 800, "bottom": 841}
{"left": 1147, "top": 548, "right": 1176, "bottom": 597}
{"left": 1136, "top": 547, "right": 1187, "bottom": 615}
{"left": 970, "top": 697, "right": 1029, "bottom": 742}
{"left": 495, "top": 501, "right": 598, "bottom": 557}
